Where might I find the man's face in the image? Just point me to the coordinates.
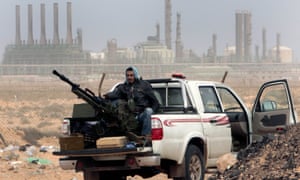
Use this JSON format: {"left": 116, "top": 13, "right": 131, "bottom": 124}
{"left": 126, "top": 70, "right": 135, "bottom": 84}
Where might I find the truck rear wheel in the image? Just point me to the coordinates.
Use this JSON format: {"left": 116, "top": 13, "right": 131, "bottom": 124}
{"left": 184, "top": 145, "right": 205, "bottom": 180}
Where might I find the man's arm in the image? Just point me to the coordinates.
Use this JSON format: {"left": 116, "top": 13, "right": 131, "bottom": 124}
{"left": 143, "top": 82, "right": 160, "bottom": 113}
{"left": 104, "top": 84, "right": 123, "bottom": 100}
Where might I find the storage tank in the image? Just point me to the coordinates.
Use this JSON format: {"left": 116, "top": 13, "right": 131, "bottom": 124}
{"left": 271, "top": 46, "right": 293, "bottom": 63}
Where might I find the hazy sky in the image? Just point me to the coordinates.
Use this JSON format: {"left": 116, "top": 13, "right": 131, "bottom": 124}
{"left": 1, "top": 0, "right": 300, "bottom": 61}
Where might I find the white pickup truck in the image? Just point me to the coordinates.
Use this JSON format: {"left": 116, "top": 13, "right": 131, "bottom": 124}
{"left": 53, "top": 73, "right": 297, "bottom": 180}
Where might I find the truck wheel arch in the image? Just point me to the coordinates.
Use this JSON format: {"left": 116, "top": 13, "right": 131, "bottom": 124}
{"left": 187, "top": 137, "right": 206, "bottom": 165}
{"left": 176, "top": 137, "right": 206, "bottom": 165}
{"left": 168, "top": 140, "right": 206, "bottom": 179}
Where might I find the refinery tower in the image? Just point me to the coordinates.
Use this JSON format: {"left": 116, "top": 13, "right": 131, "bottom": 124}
{"left": 2, "top": 2, "right": 89, "bottom": 65}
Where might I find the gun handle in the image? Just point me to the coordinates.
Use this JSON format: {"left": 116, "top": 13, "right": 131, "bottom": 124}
{"left": 85, "top": 88, "right": 96, "bottom": 96}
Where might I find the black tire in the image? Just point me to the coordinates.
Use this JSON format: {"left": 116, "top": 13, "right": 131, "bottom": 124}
{"left": 184, "top": 145, "right": 205, "bottom": 180}
{"left": 99, "top": 171, "right": 126, "bottom": 180}
{"left": 83, "top": 170, "right": 99, "bottom": 180}
{"left": 139, "top": 167, "right": 161, "bottom": 178}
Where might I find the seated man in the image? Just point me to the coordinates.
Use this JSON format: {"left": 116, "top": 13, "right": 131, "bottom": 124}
{"left": 104, "top": 66, "right": 159, "bottom": 145}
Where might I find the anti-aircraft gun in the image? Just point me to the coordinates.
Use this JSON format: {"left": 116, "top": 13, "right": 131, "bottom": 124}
{"left": 53, "top": 70, "right": 115, "bottom": 116}
{"left": 53, "top": 70, "right": 122, "bottom": 147}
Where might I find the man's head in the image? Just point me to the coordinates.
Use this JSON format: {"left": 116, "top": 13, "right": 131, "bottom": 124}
{"left": 125, "top": 66, "right": 139, "bottom": 84}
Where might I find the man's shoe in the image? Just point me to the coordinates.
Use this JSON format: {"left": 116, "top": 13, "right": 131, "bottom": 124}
{"left": 126, "top": 132, "right": 144, "bottom": 144}
{"left": 143, "top": 135, "right": 152, "bottom": 147}
{"left": 126, "top": 132, "right": 152, "bottom": 147}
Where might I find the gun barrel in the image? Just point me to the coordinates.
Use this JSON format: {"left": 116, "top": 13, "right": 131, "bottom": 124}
{"left": 52, "top": 69, "right": 59, "bottom": 76}
{"left": 52, "top": 69, "right": 78, "bottom": 87}
{"left": 52, "top": 69, "right": 105, "bottom": 110}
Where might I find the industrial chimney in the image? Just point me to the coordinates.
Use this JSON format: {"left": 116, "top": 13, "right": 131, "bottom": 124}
{"left": 262, "top": 28, "right": 267, "bottom": 60}
{"left": 235, "top": 11, "right": 252, "bottom": 62}
{"left": 243, "top": 11, "right": 251, "bottom": 62}
{"left": 77, "top": 28, "right": 82, "bottom": 50}
{"left": 175, "top": 12, "right": 183, "bottom": 60}
{"left": 156, "top": 23, "right": 160, "bottom": 44}
{"left": 212, "top": 33, "right": 217, "bottom": 62}
{"left": 40, "top": 3, "right": 47, "bottom": 45}
{"left": 235, "top": 11, "right": 243, "bottom": 61}
{"left": 255, "top": 45, "right": 259, "bottom": 61}
{"left": 27, "top": 4, "right": 34, "bottom": 45}
{"left": 276, "top": 33, "right": 281, "bottom": 62}
{"left": 15, "top": 5, "right": 21, "bottom": 45}
{"left": 66, "top": 2, "right": 73, "bottom": 44}
{"left": 53, "top": 3, "right": 60, "bottom": 45}
{"left": 165, "top": 0, "right": 172, "bottom": 49}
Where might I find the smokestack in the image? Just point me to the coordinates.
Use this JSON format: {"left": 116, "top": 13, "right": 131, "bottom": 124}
{"left": 40, "top": 3, "right": 46, "bottom": 45}
{"left": 262, "top": 28, "right": 266, "bottom": 60}
{"left": 107, "top": 39, "right": 117, "bottom": 62}
{"left": 176, "top": 13, "right": 181, "bottom": 42}
{"left": 276, "top": 33, "right": 281, "bottom": 62}
{"left": 156, "top": 23, "right": 160, "bottom": 44}
{"left": 255, "top": 45, "right": 259, "bottom": 62}
{"left": 165, "top": 0, "right": 172, "bottom": 49}
{"left": 53, "top": 3, "right": 60, "bottom": 45}
{"left": 77, "top": 28, "right": 82, "bottom": 50}
{"left": 27, "top": 4, "right": 34, "bottom": 45}
{"left": 212, "top": 33, "right": 217, "bottom": 62}
{"left": 15, "top": 5, "right": 21, "bottom": 45}
{"left": 235, "top": 11, "right": 243, "bottom": 61}
{"left": 244, "top": 11, "right": 251, "bottom": 62}
{"left": 175, "top": 13, "right": 183, "bottom": 59}
{"left": 66, "top": 2, "right": 73, "bottom": 44}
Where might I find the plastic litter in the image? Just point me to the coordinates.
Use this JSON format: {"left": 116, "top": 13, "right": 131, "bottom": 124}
{"left": 125, "top": 142, "right": 136, "bottom": 149}
{"left": 27, "top": 157, "right": 51, "bottom": 165}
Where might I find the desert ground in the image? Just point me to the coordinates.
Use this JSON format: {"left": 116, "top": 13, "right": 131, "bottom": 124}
{"left": 0, "top": 75, "right": 300, "bottom": 180}
{"left": 0, "top": 77, "right": 87, "bottom": 180}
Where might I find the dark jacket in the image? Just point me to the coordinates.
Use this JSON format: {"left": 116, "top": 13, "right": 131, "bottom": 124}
{"left": 105, "top": 79, "right": 159, "bottom": 113}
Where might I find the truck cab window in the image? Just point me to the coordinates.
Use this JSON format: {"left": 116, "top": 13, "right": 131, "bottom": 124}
{"left": 168, "top": 88, "right": 184, "bottom": 106}
{"left": 257, "top": 83, "right": 288, "bottom": 112}
{"left": 153, "top": 87, "right": 184, "bottom": 107}
{"left": 217, "top": 87, "right": 243, "bottom": 112}
{"left": 199, "top": 87, "right": 221, "bottom": 113}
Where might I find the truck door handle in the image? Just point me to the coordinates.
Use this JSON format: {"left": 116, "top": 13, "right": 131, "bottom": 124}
{"left": 210, "top": 119, "right": 217, "bottom": 123}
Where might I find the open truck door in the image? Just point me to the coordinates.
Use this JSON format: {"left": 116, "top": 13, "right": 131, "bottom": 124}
{"left": 252, "top": 79, "right": 297, "bottom": 141}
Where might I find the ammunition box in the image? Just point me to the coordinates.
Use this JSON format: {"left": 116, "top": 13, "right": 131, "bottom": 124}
{"left": 59, "top": 134, "right": 84, "bottom": 151}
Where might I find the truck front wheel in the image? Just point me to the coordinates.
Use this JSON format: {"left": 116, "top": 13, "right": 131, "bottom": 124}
{"left": 184, "top": 145, "right": 205, "bottom": 180}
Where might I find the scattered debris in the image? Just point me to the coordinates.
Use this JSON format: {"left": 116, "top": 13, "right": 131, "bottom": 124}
{"left": 2, "top": 151, "right": 19, "bottom": 161}
{"left": 27, "top": 157, "right": 51, "bottom": 165}
{"left": 25, "top": 145, "right": 37, "bottom": 157}
{"left": 39, "top": 145, "right": 57, "bottom": 153}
